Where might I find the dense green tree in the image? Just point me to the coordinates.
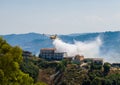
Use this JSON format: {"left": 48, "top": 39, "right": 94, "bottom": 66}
{"left": 91, "top": 77, "right": 102, "bottom": 85}
{"left": 90, "top": 62, "right": 102, "bottom": 71}
{"left": 102, "top": 79, "right": 112, "bottom": 85}
{"left": 20, "top": 61, "right": 39, "bottom": 82}
{"left": 0, "top": 37, "right": 47, "bottom": 85}
{"left": 0, "top": 37, "right": 34, "bottom": 85}
{"left": 103, "top": 62, "right": 111, "bottom": 76}
{"left": 105, "top": 73, "right": 120, "bottom": 85}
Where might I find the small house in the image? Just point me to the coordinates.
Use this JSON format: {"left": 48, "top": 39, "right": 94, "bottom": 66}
{"left": 84, "top": 58, "right": 103, "bottom": 65}
{"left": 112, "top": 63, "right": 120, "bottom": 67}
{"left": 73, "top": 55, "right": 84, "bottom": 64}
{"left": 22, "top": 51, "right": 32, "bottom": 57}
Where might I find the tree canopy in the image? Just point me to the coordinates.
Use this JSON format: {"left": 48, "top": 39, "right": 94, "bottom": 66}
{"left": 0, "top": 37, "right": 46, "bottom": 85}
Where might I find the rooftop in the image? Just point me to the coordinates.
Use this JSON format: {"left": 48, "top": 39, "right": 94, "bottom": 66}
{"left": 41, "top": 48, "right": 56, "bottom": 51}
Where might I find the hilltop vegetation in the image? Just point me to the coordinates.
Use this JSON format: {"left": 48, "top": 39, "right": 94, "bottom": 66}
{"left": 0, "top": 37, "right": 47, "bottom": 85}
{"left": 60, "top": 62, "right": 120, "bottom": 85}
{"left": 22, "top": 56, "right": 120, "bottom": 85}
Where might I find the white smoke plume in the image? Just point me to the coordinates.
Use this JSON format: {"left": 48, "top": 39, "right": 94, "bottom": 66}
{"left": 53, "top": 36, "right": 102, "bottom": 58}
{"left": 102, "top": 50, "right": 120, "bottom": 63}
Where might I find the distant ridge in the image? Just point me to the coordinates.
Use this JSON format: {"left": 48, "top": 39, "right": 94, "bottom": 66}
{"left": 1, "top": 31, "right": 120, "bottom": 62}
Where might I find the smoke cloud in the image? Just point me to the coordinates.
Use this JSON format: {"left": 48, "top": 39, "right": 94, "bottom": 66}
{"left": 53, "top": 36, "right": 102, "bottom": 58}
{"left": 102, "top": 50, "right": 120, "bottom": 63}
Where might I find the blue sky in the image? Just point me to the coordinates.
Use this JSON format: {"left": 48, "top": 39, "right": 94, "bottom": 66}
{"left": 0, "top": 0, "right": 120, "bottom": 34}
